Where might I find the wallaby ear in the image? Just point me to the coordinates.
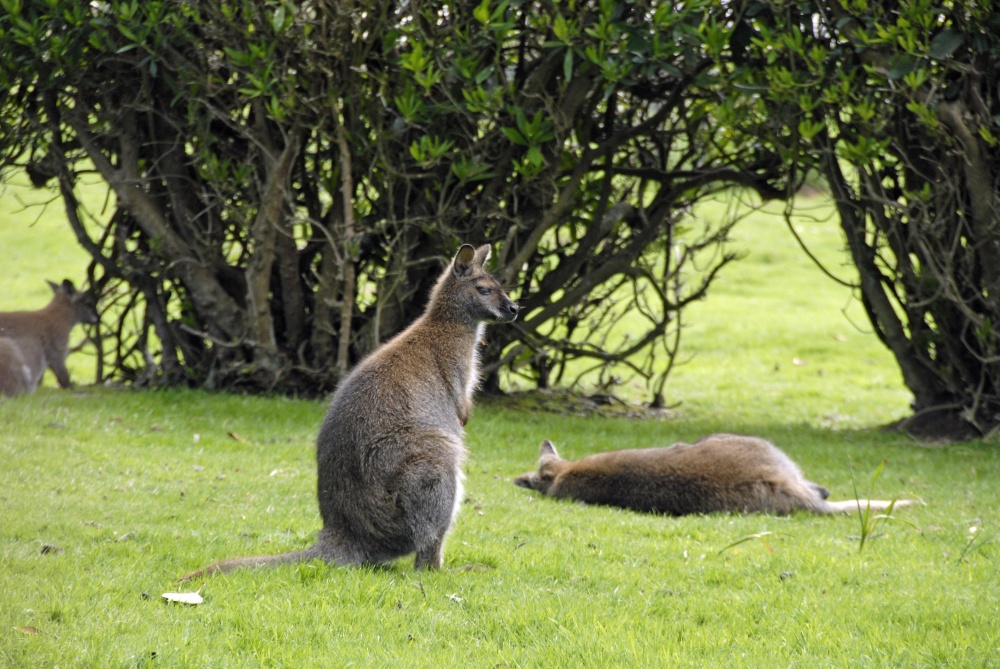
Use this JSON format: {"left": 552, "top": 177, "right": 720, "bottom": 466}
{"left": 453, "top": 244, "right": 477, "bottom": 278}
{"left": 539, "top": 439, "right": 559, "bottom": 459}
{"left": 472, "top": 244, "right": 492, "bottom": 267}
{"left": 61, "top": 279, "right": 77, "bottom": 296}
{"left": 46, "top": 280, "right": 60, "bottom": 294}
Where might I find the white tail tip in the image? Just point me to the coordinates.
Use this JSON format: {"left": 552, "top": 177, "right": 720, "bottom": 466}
{"left": 824, "top": 499, "right": 917, "bottom": 515}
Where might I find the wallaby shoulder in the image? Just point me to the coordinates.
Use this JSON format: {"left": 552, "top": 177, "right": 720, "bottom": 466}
{"left": 359, "top": 316, "right": 481, "bottom": 408}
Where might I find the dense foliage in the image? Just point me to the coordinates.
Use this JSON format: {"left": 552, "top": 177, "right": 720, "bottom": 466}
{"left": 0, "top": 0, "right": 782, "bottom": 399}
{"left": 715, "top": 0, "right": 1000, "bottom": 437}
{"left": 5, "top": 0, "right": 997, "bottom": 437}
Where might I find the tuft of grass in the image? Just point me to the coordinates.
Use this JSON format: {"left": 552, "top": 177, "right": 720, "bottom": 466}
{"left": 847, "top": 458, "right": 920, "bottom": 552}
{"left": 717, "top": 531, "right": 777, "bottom": 555}
{"left": 2, "top": 185, "right": 999, "bottom": 667}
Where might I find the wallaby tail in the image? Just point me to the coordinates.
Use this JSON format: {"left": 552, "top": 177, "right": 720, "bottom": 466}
{"left": 819, "top": 498, "right": 917, "bottom": 515}
{"left": 178, "top": 544, "right": 326, "bottom": 583}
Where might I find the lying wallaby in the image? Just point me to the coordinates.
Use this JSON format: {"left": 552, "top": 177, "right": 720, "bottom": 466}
{"left": 0, "top": 279, "right": 98, "bottom": 397}
{"left": 514, "top": 434, "right": 915, "bottom": 515}
{"left": 182, "top": 243, "right": 518, "bottom": 580}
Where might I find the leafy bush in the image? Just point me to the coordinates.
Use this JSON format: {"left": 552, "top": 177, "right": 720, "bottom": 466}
{"left": 0, "top": 0, "right": 785, "bottom": 399}
{"left": 716, "top": 1, "right": 1000, "bottom": 437}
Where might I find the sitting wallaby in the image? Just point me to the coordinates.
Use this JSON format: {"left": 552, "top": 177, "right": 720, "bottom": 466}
{"left": 514, "top": 434, "right": 915, "bottom": 515}
{"left": 0, "top": 279, "right": 98, "bottom": 397}
{"left": 182, "top": 244, "right": 519, "bottom": 580}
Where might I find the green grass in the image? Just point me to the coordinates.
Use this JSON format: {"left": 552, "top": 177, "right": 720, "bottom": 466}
{"left": 2, "top": 185, "right": 998, "bottom": 667}
{"left": 660, "top": 195, "right": 913, "bottom": 429}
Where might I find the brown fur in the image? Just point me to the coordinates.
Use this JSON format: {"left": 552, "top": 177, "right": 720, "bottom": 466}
{"left": 182, "top": 244, "right": 518, "bottom": 580}
{"left": 514, "top": 434, "right": 915, "bottom": 515}
{"left": 0, "top": 279, "right": 98, "bottom": 397}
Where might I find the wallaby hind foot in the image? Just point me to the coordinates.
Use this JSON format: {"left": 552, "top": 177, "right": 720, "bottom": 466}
{"left": 414, "top": 540, "right": 445, "bottom": 571}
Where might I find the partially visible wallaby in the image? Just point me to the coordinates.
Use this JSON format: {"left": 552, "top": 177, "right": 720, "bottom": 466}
{"left": 514, "top": 434, "right": 915, "bottom": 515}
{"left": 182, "top": 243, "right": 518, "bottom": 580}
{"left": 0, "top": 279, "right": 98, "bottom": 397}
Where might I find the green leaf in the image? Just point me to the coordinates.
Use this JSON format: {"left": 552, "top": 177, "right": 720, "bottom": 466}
{"left": 224, "top": 47, "right": 253, "bottom": 68}
{"left": 266, "top": 94, "right": 285, "bottom": 122}
{"left": 553, "top": 14, "right": 569, "bottom": 43}
{"left": 117, "top": 24, "right": 138, "bottom": 43}
{"left": 526, "top": 145, "right": 543, "bottom": 166}
{"left": 502, "top": 127, "right": 526, "bottom": 145}
{"left": 797, "top": 119, "right": 825, "bottom": 141}
{"left": 451, "top": 157, "right": 494, "bottom": 182}
{"left": 886, "top": 53, "right": 916, "bottom": 80}
{"left": 979, "top": 125, "right": 998, "bottom": 147}
{"left": 473, "top": 0, "right": 490, "bottom": 25}
{"left": 928, "top": 29, "right": 964, "bottom": 60}
{"left": 271, "top": 5, "right": 287, "bottom": 34}
{"left": 409, "top": 140, "right": 424, "bottom": 163}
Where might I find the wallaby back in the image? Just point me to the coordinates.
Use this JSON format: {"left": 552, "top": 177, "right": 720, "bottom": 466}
{"left": 182, "top": 243, "right": 519, "bottom": 580}
{"left": 0, "top": 279, "right": 98, "bottom": 397}
{"left": 514, "top": 434, "right": 915, "bottom": 516}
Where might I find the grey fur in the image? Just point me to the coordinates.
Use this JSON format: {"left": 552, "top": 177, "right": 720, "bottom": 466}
{"left": 182, "top": 243, "right": 518, "bottom": 580}
{"left": 514, "top": 434, "right": 915, "bottom": 515}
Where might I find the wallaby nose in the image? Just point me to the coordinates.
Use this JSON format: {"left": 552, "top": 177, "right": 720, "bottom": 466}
{"left": 507, "top": 301, "right": 520, "bottom": 318}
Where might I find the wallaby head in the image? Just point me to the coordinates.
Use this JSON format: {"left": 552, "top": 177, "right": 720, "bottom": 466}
{"left": 513, "top": 439, "right": 563, "bottom": 494}
{"left": 47, "top": 279, "right": 99, "bottom": 326}
{"left": 429, "top": 244, "right": 519, "bottom": 326}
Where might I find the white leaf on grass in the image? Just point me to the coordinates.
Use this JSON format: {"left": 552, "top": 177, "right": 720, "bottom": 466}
{"left": 162, "top": 590, "right": 204, "bottom": 605}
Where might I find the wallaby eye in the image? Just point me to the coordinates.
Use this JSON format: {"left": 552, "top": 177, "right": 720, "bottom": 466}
{"left": 477, "top": 287, "right": 492, "bottom": 295}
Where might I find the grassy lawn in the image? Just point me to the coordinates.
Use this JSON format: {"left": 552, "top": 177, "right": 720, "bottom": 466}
{"left": 1, "top": 184, "right": 998, "bottom": 667}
